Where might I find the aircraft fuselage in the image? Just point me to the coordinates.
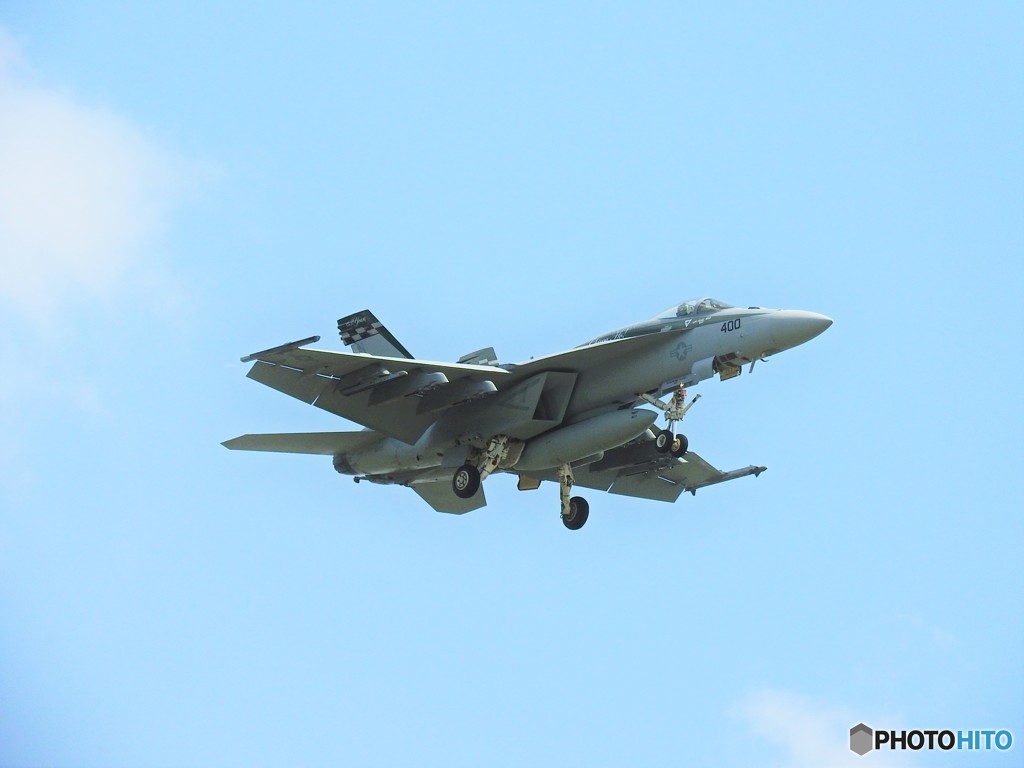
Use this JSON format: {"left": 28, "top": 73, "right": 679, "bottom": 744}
{"left": 335, "top": 303, "right": 831, "bottom": 480}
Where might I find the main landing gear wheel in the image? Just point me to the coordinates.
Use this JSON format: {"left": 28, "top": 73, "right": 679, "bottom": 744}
{"left": 655, "top": 431, "right": 671, "bottom": 453}
{"left": 452, "top": 465, "right": 481, "bottom": 499}
{"left": 670, "top": 433, "right": 689, "bottom": 457}
{"left": 562, "top": 496, "right": 590, "bottom": 530}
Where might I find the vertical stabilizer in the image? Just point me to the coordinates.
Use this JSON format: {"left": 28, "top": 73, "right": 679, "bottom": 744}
{"left": 458, "top": 347, "right": 500, "bottom": 366}
{"left": 337, "top": 310, "right": 413, "bottom": 359}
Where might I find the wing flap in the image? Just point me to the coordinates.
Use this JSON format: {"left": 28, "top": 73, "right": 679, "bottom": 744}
{"left": 608, "top": 471, "right": 689, "bottom": 502}
{"left": 247, "top": 360, "right": 332, "bottom": 404}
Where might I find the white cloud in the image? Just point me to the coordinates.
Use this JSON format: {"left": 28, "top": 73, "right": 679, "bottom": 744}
{"left": 734, "top": 689, "right": 918, "bottom": 768}
{"left": 0, "top": 27, "right": 188, "bottom": 319}
{"left": 0, "top": 27, "right": 198, "bottom": 496}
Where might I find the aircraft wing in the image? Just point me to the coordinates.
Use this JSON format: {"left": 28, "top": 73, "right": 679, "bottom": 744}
{"left": 555, "top": 435, "right": 766, "bottom": 503}
{"left": 605, "top": 453, "right": 766, "bottom": 502}
{"left": 240, "top": 337, "right": 511, "bottom": 444}
{"left": 238, "top": 323, "right": 696, "bottom": 447}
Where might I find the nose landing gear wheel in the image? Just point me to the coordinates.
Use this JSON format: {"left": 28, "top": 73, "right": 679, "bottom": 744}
{"left": 655, "top": 431, "right": 671, "bottom": 453}
{"left": 562, "top": 496, "right": 590, "bottom": 530}
{"left": 452, "top": 465, "right": 481, "bottom": 498}
{"left": 670, "top": 434, "right": 688, "bottom": 457}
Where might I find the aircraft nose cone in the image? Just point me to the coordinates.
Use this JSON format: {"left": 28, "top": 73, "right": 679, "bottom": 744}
{"left": 770, "top": 310, "right": 833, "bottom": 350}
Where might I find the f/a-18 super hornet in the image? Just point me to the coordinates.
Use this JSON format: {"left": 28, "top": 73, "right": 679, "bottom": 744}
{"left": 224, "top": 298, "right": 831, "bottom": 530}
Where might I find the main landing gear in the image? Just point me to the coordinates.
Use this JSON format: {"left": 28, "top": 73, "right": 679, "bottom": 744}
{"left": 558, "top": 463, "right": 589, "bottom": 530}
{"left": 451, "top": 435, "right": 514, "bottom": 499}
{"left": 563, "top": 496, "right": 589, "bottom": 530}
{"left": 450, "top": 438, "right": 592, "bottom": 530}
{"left": 454, "top": 460, "right": 591, "bottom": 530}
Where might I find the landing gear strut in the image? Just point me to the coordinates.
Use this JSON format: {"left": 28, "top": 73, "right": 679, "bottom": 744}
{"left": 557, "top": 463, "right": 589, "bottom": 530}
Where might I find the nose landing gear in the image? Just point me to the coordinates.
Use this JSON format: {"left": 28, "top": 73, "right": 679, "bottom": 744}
{"left": 645, "top": 386, "right": 699, "bottom": 458}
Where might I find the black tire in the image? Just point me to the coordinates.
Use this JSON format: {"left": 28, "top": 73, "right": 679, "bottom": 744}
{"left": 562, "top": 496, "right": 590, "bottom": 530}
{"left": 655, "top": 431, "right": 671, "bottom": 453}
{"left": 452, "top": 465, "right": 481, "bottom": 498}
{"left": 670, "top": 433, "right": 689, "bottom": 457}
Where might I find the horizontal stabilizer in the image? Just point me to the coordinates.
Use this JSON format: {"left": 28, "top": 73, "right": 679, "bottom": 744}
{"left": 222, "top": 431, "right": 381, "bottom": 455}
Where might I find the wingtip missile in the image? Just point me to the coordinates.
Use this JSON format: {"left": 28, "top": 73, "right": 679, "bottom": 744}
{"left": 240, "top": 335, "right": 321, "bottom": 363}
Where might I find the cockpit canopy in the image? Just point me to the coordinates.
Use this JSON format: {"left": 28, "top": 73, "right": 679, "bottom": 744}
{"left": 653, "top": 297, "right": 734, "bottom": 320}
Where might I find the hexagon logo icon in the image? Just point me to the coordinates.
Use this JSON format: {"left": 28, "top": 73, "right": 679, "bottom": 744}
{"left": 850, "top": 723, "right": 874, "bottom": 756}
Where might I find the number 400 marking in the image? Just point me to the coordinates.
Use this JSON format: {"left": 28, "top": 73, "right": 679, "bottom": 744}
{"left": 721, "top": 319, "right": 741, "bottom": 333}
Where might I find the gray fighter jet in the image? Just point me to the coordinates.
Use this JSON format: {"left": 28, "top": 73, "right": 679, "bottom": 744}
{"left": 224, "top": 298, "right": 831, "bottom": 529}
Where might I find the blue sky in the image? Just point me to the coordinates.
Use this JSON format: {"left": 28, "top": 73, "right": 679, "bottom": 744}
{"left": 0, "top": 3, "right": 1021, "bottom": 766}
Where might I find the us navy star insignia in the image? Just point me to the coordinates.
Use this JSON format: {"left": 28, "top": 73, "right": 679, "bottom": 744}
{"left": 671, "top": 342, "right": 692, "bottom": 362}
